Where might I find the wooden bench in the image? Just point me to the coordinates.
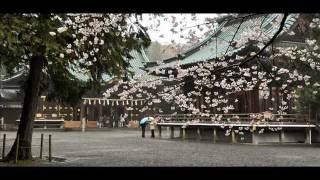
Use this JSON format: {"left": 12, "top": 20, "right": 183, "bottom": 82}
{"left": 86, "top": 121, "right": 97, "bottom": 128}
{"left": 64, "top": 121, "right": 81, "bottom": 128}
{"left": 64, "top": 121, "right": 97, "bottom": 128}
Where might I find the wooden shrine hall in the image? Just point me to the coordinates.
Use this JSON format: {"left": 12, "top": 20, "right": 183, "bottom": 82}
{"left": 79, "top": 98, "right": 146, "bottom": 125}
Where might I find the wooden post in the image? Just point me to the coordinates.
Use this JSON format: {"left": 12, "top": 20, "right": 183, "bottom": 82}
{"left": 170, "top": 127, "right": 174, "bottom": 139}
{"left": 40, "top": 133, "right": 43, "bottom": 159}
{"left": 49, "top": 134, "right": 52, "bottom": 162}
{"left": 158, "top": 126, "right": 162, "bottom": 138}
{"left": 15, "top": 135, "right": 19, "bottom": 164}
{"left": 213, "top": 128, "right": 217, "bottom": 143}
{"left": 2, "top": 134, "right": 6, "bottom": 159}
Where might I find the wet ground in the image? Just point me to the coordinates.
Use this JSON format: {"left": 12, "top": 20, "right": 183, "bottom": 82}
{"left": 1, "top": 128, "right": 320, "bottom": 166}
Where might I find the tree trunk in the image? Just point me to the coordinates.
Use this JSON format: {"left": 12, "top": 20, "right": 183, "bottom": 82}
{"left": 3, "top": 56, "right": 43, "bottom": 161}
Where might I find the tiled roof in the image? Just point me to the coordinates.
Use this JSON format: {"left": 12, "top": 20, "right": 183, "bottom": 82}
{"left": 1, "top": 48, "right": 158, "bottom": 85}
{"left": 147, "top": 14, "right": 298, "bottom": 71}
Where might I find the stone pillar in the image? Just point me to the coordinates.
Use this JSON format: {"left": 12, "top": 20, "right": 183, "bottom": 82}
{"left": 197, "top": 127, "right": 201, "bottom": 140}
{"left": 279, "top": 129, "right": 285, "bottom": 144}
{"left": 179, "top": 127, "right": 183, "bottom": 138}
{"left": 305, "top": 128, "right": 312, "bottom": 145}
{"left": 0, "top": 117, "right": 4, "bottom": 129}
{"left": 252, "top": 131, "right": 258, "bottom": 145}
{"left": 81, "top": 117, "right": 86, "bottom": 132}
{"left": 98, "top": 104, "right": 103, "bottom": 128}
{"left": 213, "top": 128, "right": 217, "bottom": 143}
{"left": 170, "top": 126, "right": 174, "bottom": 139}
{"left": 183, "top": 128, "right": 186, "bottom": 140}
{"left": 80, "top": 103, "right": 85, "bottom": 123}
{"left": 231, "top": 129, "right": 237, "bottom": 143}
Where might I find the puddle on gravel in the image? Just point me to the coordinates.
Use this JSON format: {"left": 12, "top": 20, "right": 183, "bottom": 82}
{"left": 43, "top": 156, "right": 67, "bottom": 162}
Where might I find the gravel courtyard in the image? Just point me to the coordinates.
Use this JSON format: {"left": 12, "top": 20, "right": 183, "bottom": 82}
{"left": 1, "top": 129, "right": 320, "bottom": 166}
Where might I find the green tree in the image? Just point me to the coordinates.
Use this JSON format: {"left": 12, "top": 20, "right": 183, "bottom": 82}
{"left": 0, "top": 13, "right": 150, "bottom": 161}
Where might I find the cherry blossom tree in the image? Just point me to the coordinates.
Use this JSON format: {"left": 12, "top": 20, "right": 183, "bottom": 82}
{"left": 105, "top": 13, "right": 320, "bottom": 138}
{"left": 0, "top": 13, "right": 150, "bottom": 161}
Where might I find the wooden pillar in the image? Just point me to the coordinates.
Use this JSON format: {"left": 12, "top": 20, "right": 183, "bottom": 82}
{"left": 213, "top": 128, "right": 217, "bottom": 143}
{"left": 253, "top": 88, "right": 260, "bottom": 113}
{"left": 98, "top": 104, "right": 103, "bottom": 118}
{"left": 305, "top": 128, "right": 312, "bottom": 145}
{"left": 158, "top": 126, "right": 162, "bottom": 137}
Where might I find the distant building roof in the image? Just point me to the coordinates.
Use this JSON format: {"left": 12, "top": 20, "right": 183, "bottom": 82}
{"left": 0, "top": 48, "right": 159, "bottom": 101}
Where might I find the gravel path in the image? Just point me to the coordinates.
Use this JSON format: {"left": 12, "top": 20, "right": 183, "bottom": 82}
{"left": 1, "top": 129, "right": 320, "bottom": 166}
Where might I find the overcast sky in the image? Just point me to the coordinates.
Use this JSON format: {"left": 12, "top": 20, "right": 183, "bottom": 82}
{"left": 139, "top": 14, "right": 220, "bottom": 45}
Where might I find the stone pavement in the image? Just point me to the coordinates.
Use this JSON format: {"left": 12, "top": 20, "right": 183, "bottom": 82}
{"left": 1, "top": 129, "right": 320, "bottom": 166}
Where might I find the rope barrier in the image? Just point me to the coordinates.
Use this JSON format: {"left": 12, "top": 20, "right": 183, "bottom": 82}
{"left": 1, "top": 133, "right": 52, "bottom": 161}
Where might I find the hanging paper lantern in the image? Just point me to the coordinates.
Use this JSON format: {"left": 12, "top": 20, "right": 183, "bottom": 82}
{"left": 103, "top": 100, "right": 106, "bottom": 106}
{"left": 98, "top": 99, "right": 101, "bottom": 104}
{"left": 126, "top": 100, "right": 129, "bottom": 105}
{"left": 116, "top": 100, "right": 119, "bottom": 105}
{"left": 107, "top": 100, "right": 110, "bottom": 105}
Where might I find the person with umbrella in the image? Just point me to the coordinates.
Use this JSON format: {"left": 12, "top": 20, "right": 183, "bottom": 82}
{"left": 139, "top": 116, "right": 154, "bottom": 138}
{"left": 149, "top": 116, "right": 159, "bottom": 138}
